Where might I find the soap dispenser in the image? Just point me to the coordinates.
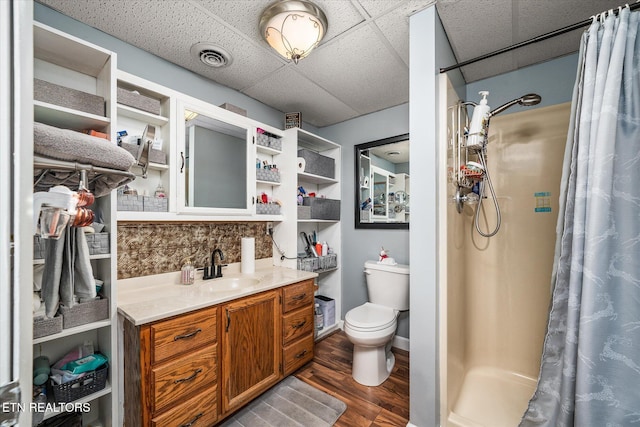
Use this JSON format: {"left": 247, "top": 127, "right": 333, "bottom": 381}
{"left": 467, "top": 91, "right": 490, "bottom": 150}
{"left": 181, "top": 257, "right": 195, "bottom": 285}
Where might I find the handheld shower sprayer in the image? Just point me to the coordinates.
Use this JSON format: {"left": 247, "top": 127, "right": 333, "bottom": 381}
{"left": 488, "top": 93, "right": 541, "bottom": 118}
{"left": 462, "top": 92, "right": 542, "bottom": 238}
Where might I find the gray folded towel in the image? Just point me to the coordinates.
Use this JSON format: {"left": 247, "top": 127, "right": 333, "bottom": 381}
{"left": 33, "top": 122, "right": 136, "bottom": 197}
{"left": 41, "top": 228, "right": 97, "bottom": 318}
{"left": 34, "top": 122, "right": 135, "bottom": 171}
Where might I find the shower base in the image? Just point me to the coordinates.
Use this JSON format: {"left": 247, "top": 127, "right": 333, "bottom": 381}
{"left": 448, "top": 366, "right": 536, "bottom": 427}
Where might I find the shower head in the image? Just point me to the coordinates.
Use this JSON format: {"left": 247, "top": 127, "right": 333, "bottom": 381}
{"left": 488, "top": 93, "right": 541, "bottom": 117}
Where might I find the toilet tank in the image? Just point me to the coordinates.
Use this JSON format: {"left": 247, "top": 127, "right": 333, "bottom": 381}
{"left": 364, "top": 260, "right": 410, "bottom": 311}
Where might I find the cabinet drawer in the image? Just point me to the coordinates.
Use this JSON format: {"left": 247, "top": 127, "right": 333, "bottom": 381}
{"left": 282, "top": 280, "right": 314, "bottom": 313}
{"left": 151, "top": 306, "right": 217, "bottom": 364}
{"left": 152, "top": 386, "right": 217, "bottom": 427}
{"left": 282, "top": 307, "right": 313, "bottom": 345}
{"left": 283, "top": 334, "right": 314, "bottom": 375}
{"left": 152, "top": 345, "right": 217, "bottom": 413}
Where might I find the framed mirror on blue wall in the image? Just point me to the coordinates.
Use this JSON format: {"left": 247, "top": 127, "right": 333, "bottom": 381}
{"left": 355, "top": 134, "right": 410, "bottom": 229}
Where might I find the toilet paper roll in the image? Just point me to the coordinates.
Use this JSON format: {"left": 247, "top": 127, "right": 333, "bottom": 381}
{"left": 296, "top": 157, "right": 306, "bottom": 173}
{"left": 241, "top": 237, "right": 255, "bottom": 274}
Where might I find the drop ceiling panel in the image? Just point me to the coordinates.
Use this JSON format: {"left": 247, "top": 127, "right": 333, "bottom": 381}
{"left": 243, "top": 67, "right": 360, "bottom": 127}
{"left": 436, "top": 0, "right": 514, "bottom": 60}
{"left": 297, "top": 24, "right": 409, "bottom": 116}
{"left": 37, "top": 0, "right": 620, "bottom": 127}
{"left": 148, "top": 1, "right": 284, "bottom": 91}
{"left": 374, "top": 6, "right": 411, "bottom": 64}
{"left": 358, "top": 0, "right": 406, "bottom": 18}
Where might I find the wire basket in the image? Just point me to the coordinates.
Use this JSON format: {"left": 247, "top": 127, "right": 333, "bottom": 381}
{"left": 297, "top": 253, "right": 337, "bottom": 272}
{"left": 51, "top": 362, "right": 108, "bottom": 403}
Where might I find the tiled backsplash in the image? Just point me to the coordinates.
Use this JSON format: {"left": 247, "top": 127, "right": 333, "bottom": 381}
{"left": 117, "top": 222, "right": 272, "bottom": 279}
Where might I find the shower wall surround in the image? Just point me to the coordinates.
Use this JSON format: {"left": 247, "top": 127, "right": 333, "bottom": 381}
{"left": 117, "top": 222, "right": 272, "bottom": 279}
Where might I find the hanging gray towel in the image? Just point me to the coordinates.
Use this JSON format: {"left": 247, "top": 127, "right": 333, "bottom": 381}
{"left": 41, "top": 227, "right": 73, "bottom": 318}
{"left": 71, "top": 228, "right": 97, "bottom": 303}
{"left": 40, "top": 227, "right": 97, "bottom": 318}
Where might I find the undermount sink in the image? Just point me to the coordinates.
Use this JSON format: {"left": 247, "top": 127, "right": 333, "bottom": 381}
{"left": 197, "top": 277, "right": 260, "bottom": 292}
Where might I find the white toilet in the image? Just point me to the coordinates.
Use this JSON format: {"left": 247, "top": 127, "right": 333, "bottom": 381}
{"left": 344, "top": 260, "right": 409, "bottom": 386}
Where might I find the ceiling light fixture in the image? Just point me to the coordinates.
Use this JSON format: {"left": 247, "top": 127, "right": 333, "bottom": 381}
{"left": 259, "top": 0, "right": 328, "bottom": 64}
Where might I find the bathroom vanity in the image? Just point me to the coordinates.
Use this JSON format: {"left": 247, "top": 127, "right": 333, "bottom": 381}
{"left": 118, "top": 263, "right": 317, "bottom": 426}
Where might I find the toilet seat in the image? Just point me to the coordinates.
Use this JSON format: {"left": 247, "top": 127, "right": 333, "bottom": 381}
{"left": 345, "top": 303, "right": 397, "bottom": 332}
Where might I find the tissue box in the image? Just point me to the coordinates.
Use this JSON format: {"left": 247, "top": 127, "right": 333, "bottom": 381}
{"left": 34, "top": 79, "right": 105, "bottom": 117}
{"left": 117, "top": 87, "right": 161, "bottom": 115}
{"left": 315, "top": 295, "right": 335, "bottom": 328}
{"left": 302, "top": 197, "right": 340, "bottom": 220}
{"left": 298, "top": 148, "right": 334, "bottom": 179}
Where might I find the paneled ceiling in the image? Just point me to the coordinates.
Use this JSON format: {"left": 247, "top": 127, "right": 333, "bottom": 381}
{"left": 37, "top": 0, "right": 620, "bottom": 127}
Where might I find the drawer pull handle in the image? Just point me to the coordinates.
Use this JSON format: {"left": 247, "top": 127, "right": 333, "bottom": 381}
{"left": 292, "top": 293, "right": 306, "bottom": 301}
{"left": 174, "top": 328, "right": 202, "bottom": 341}
{"left": 180, "top": 413, "right": 203, "bottom": 427}
{"left": 174, "top": 368, "right": 203, "bottom": 384}
{"left": 295, "top": 349, "right": 308, "bottom": 359}
{"left": 292, "top": 320, "right": 307, "bottom": 329}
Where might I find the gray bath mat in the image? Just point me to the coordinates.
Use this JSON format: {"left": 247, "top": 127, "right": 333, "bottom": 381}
{"left": 220, "top": 376, "right": 347, "bottom": 427}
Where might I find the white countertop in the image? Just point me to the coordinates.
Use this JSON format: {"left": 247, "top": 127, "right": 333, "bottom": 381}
{"left": 117, "top": 259, "right": 318, "bottom": 325}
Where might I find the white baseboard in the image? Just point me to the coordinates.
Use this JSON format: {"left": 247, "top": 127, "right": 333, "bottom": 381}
{"left": 393, "top": 335, "right": 409, "bottom": 351}
{"left": 337, "top": 320, "right": 410, "bottom": 352}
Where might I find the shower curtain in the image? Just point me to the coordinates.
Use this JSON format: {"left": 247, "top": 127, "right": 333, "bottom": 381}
{"left": 520, "top": 7, "right": 640, "bottom": 427}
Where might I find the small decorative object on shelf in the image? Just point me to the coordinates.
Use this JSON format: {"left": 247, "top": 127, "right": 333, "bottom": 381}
{"left": 285, "top": 112, "right": 301, "bottom": 129}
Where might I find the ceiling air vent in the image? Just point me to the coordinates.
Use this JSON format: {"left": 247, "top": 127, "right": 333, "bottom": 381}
{"left": 190, "top": 43, "right": 232, "bottom": 68}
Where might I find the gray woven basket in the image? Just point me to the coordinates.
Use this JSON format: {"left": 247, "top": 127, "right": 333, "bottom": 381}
{"left": 33, "top": 315, "right": 63, "bottom": 339}
{"left": 59, "top": 297, "right": 109, "bottom": 329}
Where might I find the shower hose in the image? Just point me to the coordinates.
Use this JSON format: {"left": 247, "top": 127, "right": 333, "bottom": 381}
{"left": 474, "top": 150, "right": 501, "bottom": 237}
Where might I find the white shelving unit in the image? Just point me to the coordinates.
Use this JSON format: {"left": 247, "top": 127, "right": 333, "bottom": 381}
{"left": 255, "top": 129, "right": 285, "bottom": 219}
{"left": 32, "top": 22, "right": 118, "bottom": 426}
{"left": 114, "top": 80, "right": 287, "bottom": 222}
{"left": 273, "top": 128, "right": 342, "bottom": 339}
{"left": 114, "top": 71, "right": 176, "bottom": 219}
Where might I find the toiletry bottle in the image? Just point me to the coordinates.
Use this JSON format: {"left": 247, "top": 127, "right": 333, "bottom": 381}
{"left": 181, "top": 257, "right": 195, "bottom": 285}
{"left": 467, "top": 91, "right": 490, "bottom": 150}
{"left": 321, "top": 241, "right": 328, "bottom": 256}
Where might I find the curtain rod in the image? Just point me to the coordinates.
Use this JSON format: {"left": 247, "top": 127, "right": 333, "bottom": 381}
{"left": 439, "top": 2, "right": 640, "bottom": 74}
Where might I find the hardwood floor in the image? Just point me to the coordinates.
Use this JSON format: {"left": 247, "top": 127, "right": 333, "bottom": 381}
{"left": 294, "top": 330, "right": 410, "bottom": 427}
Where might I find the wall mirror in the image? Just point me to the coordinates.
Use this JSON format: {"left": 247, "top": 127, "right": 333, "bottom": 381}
{"left": 355, "top": 134, "right": 410, "bottom": 229}
{"left": 177, "top": 102, "right": 252, "bottom": 215}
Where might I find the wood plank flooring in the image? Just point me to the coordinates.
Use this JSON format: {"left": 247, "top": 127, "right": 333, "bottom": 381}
{"left": 294, "top": 330, "right": 410, "bottom": 427}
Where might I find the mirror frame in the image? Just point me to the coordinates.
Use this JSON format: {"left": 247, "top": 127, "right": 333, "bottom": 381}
{"left": 354, "top": 133, "right": 410, "bottom": 230}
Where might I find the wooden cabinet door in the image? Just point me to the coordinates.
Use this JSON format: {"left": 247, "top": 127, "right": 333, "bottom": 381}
{"left": 220, "top": 290, "right": 281, "bottom": 414}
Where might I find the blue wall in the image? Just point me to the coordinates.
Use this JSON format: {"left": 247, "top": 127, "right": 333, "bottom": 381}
{"left": 466, "top": 54, "right": 578, "bottom": 113}
{"left": 319, "top": 104, "right": 410, "bottom": 338}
